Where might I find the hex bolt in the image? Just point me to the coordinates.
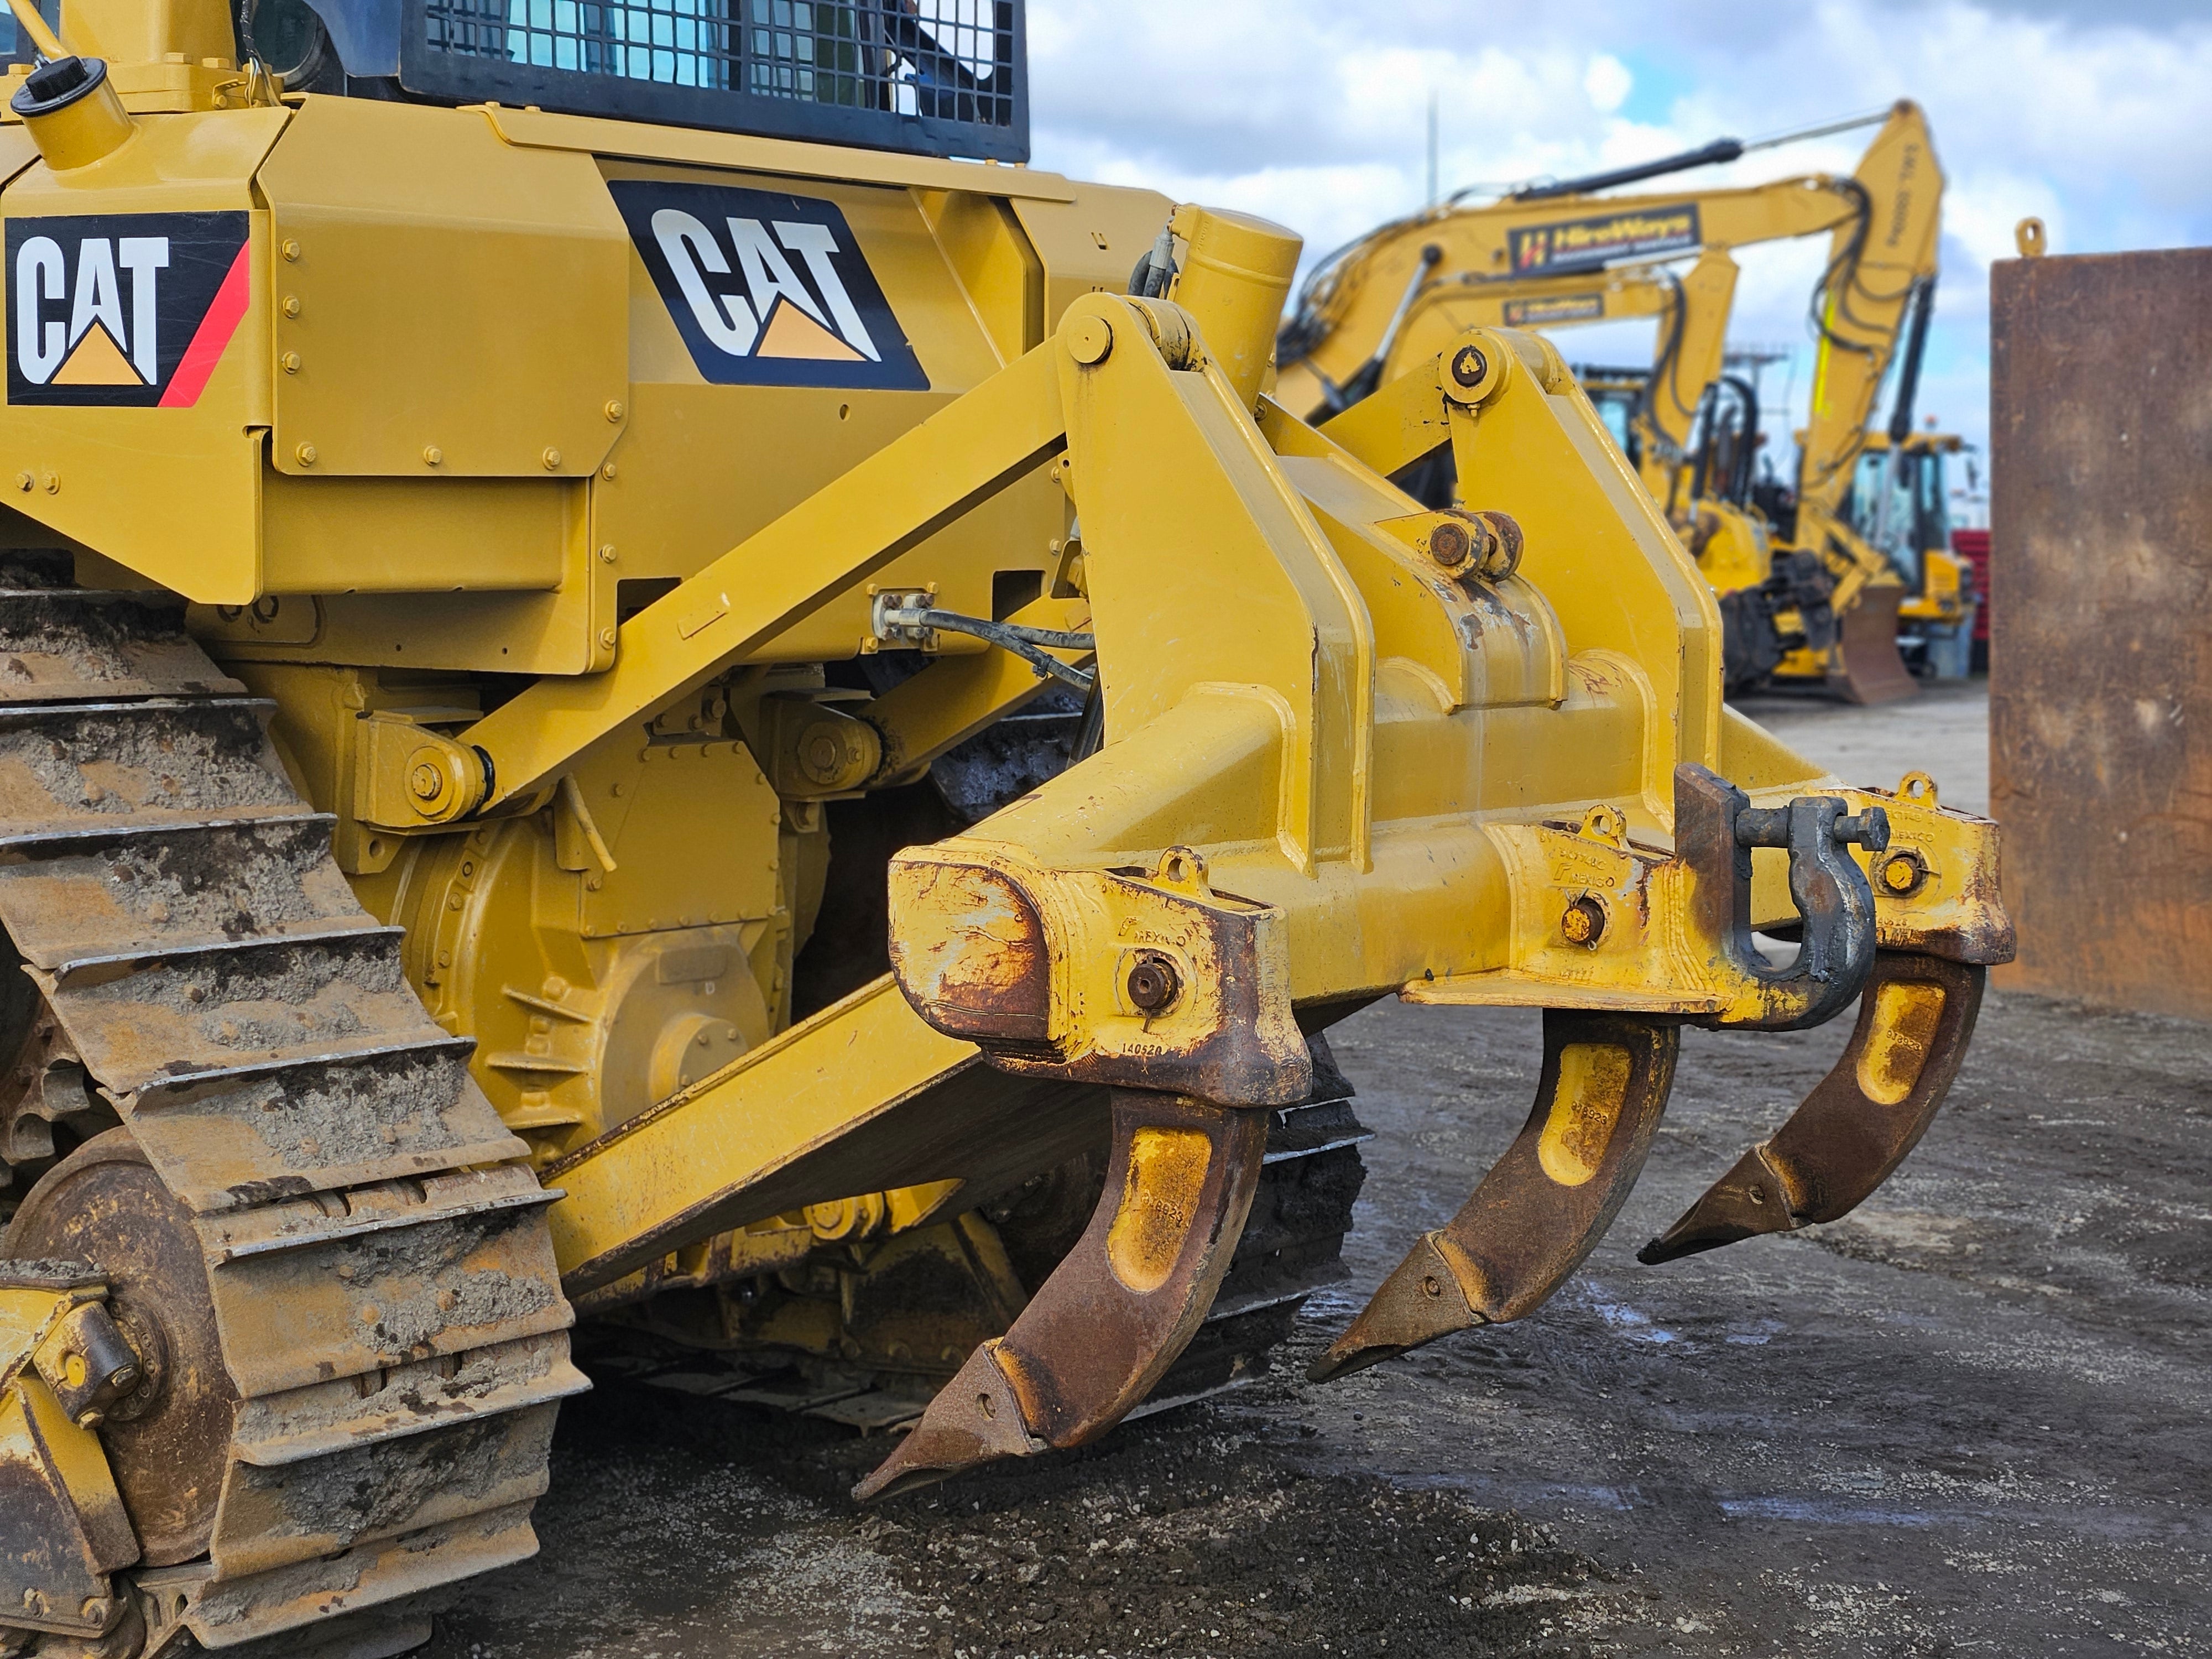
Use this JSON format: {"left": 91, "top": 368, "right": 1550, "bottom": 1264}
{"left": 1451, "top": 344, "right": 1489, "bottom": 388}
{"left": 1879, "top": 848, "right": 1930, "bottom": 896}
{"left": 1126, "top": 953, "right": 1181, "bottom": 1013}
{"left": 1834, "top": 807, "right": 1891, "bottom": 851}
{"left": 1561, "top": 895, "right": 1606, "bottom": 948}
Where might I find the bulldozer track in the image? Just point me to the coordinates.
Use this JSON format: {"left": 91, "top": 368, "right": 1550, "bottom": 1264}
{"left": 605, "top": 1066, "right": 1371, "bottom": 1432}
{"left": 0, "top": 559, "right": 585, "bottom": 1659}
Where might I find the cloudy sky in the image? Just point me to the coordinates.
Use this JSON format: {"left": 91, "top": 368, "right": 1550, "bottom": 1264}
{"left": 1024, "top": 0, "right": 2212, "bottom": 513}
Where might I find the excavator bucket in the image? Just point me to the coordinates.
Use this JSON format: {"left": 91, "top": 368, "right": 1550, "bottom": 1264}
{"left": 1828, "top": 583, "right": 1921, "bottom": 704}
{"left": 0, "top": 7, "right": 2013, "bottom": 1647}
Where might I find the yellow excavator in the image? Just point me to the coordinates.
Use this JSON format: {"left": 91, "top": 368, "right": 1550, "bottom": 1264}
{"left": 1277, "top": 101, "right": 1967, "bottom": 702}
{"left": 0, "top": 7, "right": 2010, "bottom": 1657}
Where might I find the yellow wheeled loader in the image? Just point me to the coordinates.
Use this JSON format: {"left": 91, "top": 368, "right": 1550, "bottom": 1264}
{"left": 0, "top": 6, "right": 2010, "bottom": 1657}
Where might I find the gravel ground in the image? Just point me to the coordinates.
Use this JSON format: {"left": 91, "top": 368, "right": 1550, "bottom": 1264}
{"left": 424, "top": 684, "right": 2212, "bottom": 1658}
{"left": 1735, "top": 681, "right": 1991, "bottom": 815}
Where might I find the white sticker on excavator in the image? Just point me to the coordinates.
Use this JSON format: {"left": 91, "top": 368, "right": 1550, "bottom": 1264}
{"left": 612, "top": 181, "right": 928, "bottom": 390}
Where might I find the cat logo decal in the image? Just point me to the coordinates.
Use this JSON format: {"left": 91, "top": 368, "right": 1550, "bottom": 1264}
{"left": 613, "top": 181, "right": 927, "bottom": 391}
{"left": 7, "top": 211, "right": 251, "bottom": 407}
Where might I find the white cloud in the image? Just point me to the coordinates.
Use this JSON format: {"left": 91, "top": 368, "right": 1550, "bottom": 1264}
{"left": 1584, "top": 53, "right": 1634, "bottom": 114}
{"left": 1024, "top": 0, "right": 2212, "bottom": 465}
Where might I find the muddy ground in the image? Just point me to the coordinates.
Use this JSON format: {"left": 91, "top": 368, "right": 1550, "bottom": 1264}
{"left": 425, "top": 688, "right": 2211, "bottom": 1657}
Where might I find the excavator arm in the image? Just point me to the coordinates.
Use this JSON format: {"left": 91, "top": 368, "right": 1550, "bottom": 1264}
{"left": 1280, "top": 170, "right": 1857, "bottom": 404}
{"left": 1280, "top": 100, "right": 1942, "bottom": 518}
{"left": 1276, "top": 248, "right": 1741, "bottom": 519}
{"left": 1279, "top": 101, "right": 1945, "bottom": 703}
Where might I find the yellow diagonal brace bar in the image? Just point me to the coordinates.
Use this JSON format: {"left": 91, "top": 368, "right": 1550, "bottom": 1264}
{"left": 545, "top": 974, "right": 1103, "bottom": 1295}
{"left": 462, "top": 345, "right": 1068, "bottom": 811}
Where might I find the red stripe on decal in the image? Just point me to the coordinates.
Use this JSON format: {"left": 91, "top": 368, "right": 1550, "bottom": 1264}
{"left": 158, "top": 241, "right": 252, "bottom": 409}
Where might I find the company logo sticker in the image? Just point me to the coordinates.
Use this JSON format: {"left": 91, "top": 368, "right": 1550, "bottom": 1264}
{"left": 1507, "top": 205, "right": 1701, "bottom": 276}
{"left": 7, "top": 212, "right": 251, "bottom": 407}
{"left": 1503, "top": 293, "right": 1606, "bottom": 326}
{"left": 612, "top": 181, "right": 927, "bottom": 391}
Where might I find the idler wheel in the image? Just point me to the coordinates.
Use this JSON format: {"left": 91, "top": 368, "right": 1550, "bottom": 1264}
{"left": 6, "top": 1129, "right": 236, "bottom": 1565}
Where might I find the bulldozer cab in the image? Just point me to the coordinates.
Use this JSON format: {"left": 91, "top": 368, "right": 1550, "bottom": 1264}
{"left": 4, "top": 0, "right": 1027, "bottom": 158}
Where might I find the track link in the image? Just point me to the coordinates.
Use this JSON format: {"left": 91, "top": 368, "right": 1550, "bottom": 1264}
{"left": 0, "top": 562, "right": 582, "bottom": 1658}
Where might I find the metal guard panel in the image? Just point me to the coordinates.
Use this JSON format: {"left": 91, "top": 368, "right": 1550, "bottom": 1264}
{"left": 256, "top": 96, "right": 629, "bottom": 479}
{"left": 392, "top": 0, "right": 1029, "bottom": 163}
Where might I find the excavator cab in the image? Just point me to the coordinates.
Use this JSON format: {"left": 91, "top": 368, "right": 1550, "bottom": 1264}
{"left": 1844, "top": 431, "right": 1978, "bottom": 678}
{"left": 1573, "top": 364, "right": 1650, "bottom": 466}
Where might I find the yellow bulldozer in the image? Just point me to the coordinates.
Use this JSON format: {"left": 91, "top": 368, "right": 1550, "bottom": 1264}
{"left": 0, "top": 7, "right": 2011, "bottom": 1657}
{"left": 1276, "top": 101, "right": 1973, "bottom": 702}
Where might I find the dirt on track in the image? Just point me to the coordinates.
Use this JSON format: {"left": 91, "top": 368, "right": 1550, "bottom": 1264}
{"left": 425, "top": 978, "right": 2212, "bottom": 1659}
